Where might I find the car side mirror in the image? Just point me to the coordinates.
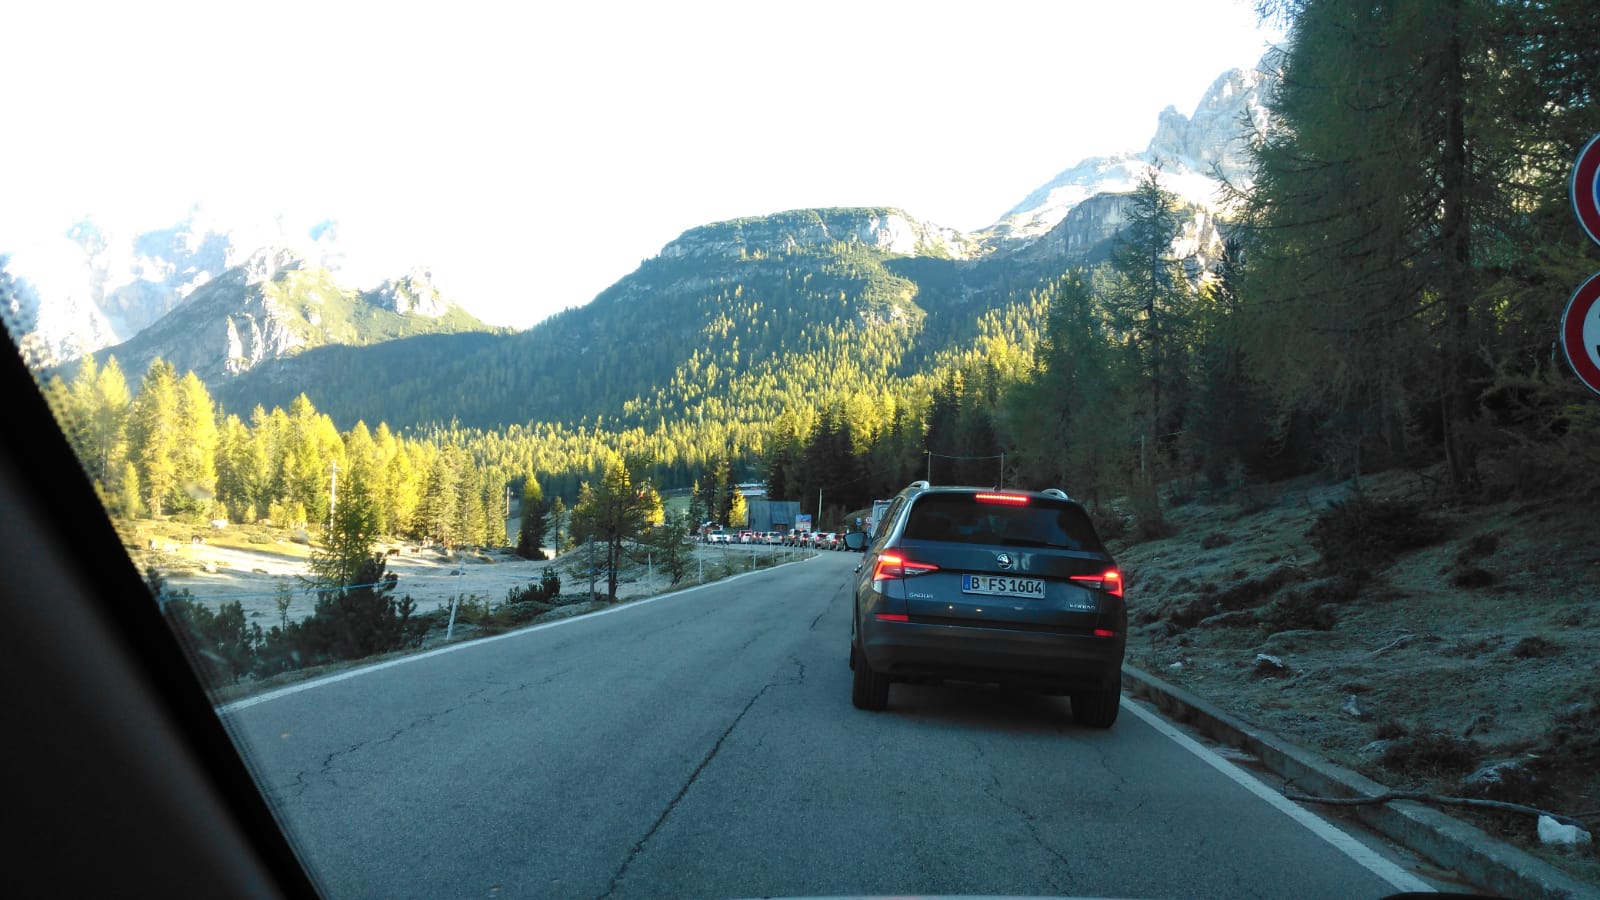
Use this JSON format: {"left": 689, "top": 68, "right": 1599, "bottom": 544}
{"left": 843, "top": 531, "right": 868, "bottom": 552}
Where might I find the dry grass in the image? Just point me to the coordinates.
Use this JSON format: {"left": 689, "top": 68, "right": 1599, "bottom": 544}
{"left": 1117, "top": 468, "right": 1600, "bottom": 881}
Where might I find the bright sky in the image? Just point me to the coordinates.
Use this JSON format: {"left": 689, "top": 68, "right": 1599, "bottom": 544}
{"left": 3, "top": 1, "right": 1281, "bottom": 329}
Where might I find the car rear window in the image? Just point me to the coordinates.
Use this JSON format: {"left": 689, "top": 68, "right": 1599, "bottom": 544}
{"left": 901, "top": 494, "right": 1105, "bottom": 553}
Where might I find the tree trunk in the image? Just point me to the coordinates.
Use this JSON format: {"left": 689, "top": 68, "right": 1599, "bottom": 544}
{"left": 1439, "top": 0, "right": 1479, "bottom": 493}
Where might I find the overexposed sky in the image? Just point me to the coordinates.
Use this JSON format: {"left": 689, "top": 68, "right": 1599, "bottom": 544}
{"left": 2, "top": 1, "right": 1281, "bottom": 329}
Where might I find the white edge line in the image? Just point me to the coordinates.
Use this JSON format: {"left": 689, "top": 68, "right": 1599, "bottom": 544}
{"left": 217, "top": 554, "right": 818, "bottom": 715}
{"left": 1123, "top": 696, "right": 1436, "bottom": 894}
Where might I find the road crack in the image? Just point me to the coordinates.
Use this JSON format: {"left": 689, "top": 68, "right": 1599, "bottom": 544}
{"left": 599, "top": 658, "right": 801, "bottom": 899}
{"left": 808, "top": 583, "right": 847, "bottom": 633}
{"left": 972, "top": 739, "right": 1077, "bottom": 892}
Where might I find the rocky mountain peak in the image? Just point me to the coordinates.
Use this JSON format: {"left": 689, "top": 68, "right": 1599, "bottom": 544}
{"left": 982, "top": 55, "right": 1275, "bottom": 249}
{"left": 362, "top": 267, "right": 454, "bottom": 318}
{"left": 242, "top": 246, "right": 306, "bottom": 285}
{"left": 1144, "top": 63, "right": 1270, "bottom": 192}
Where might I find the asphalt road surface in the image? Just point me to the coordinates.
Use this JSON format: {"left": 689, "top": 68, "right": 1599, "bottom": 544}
{"left": 223, "top": 551, "right": 1433, "bottom": 899}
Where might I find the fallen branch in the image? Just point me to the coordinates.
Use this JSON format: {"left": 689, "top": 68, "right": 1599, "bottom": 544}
{"left": 1284, "top": 790, "right": 1591, "bottom": 831}
{"left": 1367, "top": 633, "right": 1415, "bottom": 657}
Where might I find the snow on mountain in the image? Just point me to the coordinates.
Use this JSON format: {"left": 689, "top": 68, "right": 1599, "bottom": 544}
{"left": 982, "top": 58, "right": 1273, "bottom": 249}
{"left": 2, "top": 207, "right": 360, "bottom": 367}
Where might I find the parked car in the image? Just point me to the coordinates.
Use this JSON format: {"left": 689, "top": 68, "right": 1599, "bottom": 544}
{"left": 845, "top": 481, "right": 1126, "bottom": 727}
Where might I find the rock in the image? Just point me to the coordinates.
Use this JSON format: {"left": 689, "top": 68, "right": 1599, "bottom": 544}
{"left": 1537, "top": 815, "right": 1593, "bottom": 847}
{"left": 1461, "top": 757, "right": 1541, "bottom": 800}
{"left": 1359, "top": 739, "right": 1395, "bottom": 756}
{"left": 1463, "top": 759, "right": 1524, "bottom": 788}
{"left": 1198, "top": 610, "right": 1257, "bottom": 629}
{"left": 1253, "top": 653, "right": 1289, "bottom": 677}
{"left": 1341, "top": 694, "right": 1371, "bottom": 720}
{"left": 1168, "top": 661, "right": 1184, "bottom": 671}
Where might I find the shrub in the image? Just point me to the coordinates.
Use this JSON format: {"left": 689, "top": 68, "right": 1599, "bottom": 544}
{"left": 1380, "top": 731, "right": 1479, "bottom": 776}
{"left": 1450, "top": 567, "right": 1497, "bottom": 588}
{"left": 1454, "top": 531, "right": 1501, "bottom": 566}
{"left": 1308, "top": 496, "right": 1447, "bottom": 580}
{"left": 1129, "top": 479, "right": 1172, "bottom": 541}
{"left": 1374, "top": 720, "right": 1408, "bottom": 740}
{"left": 1165, "top": 566, "right": 1309, "bottom": 629}
{"left": 1213, "top": 566, "right": 1307, "bottom": 611}
{"left": 1093, "top": 509, "right": 1128, "bottom": 542}
{"left": 1510, "top": 635, "right": 1559, "bottom": 659}
{"left": 506, "top": 568, "right": 563, "bottom": 605}
{"left": 1260, "top": 591, "right": 1337, "bottom": 631}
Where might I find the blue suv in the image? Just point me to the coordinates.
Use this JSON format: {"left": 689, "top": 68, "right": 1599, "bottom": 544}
{"left": 845, "top": 482, "right": 1126, "bottom": 727}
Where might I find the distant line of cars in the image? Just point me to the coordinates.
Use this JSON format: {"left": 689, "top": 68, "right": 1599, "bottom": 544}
{"left": 698, "top": 528, "right": 855, "bottom": 550}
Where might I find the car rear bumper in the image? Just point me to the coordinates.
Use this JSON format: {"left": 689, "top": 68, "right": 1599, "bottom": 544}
{"left": 859, "top": 618, "right": 1123, "bottom": 691}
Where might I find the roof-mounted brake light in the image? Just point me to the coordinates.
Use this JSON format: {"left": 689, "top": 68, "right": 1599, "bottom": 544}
{"left": 974, "top": 492, "right": 1029, "bottom": 505}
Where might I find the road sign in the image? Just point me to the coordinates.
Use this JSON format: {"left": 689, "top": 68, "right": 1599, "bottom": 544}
{"left": 1574, "top": 132, "right": 1600, "bottom": 247}
{"left": 1560, "top": 270, "right": 1600, "bottom": 397}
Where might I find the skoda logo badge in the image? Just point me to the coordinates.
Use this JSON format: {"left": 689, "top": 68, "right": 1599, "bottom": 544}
{"left": 995, "top": 552, "right": 1013, "bottom": 570}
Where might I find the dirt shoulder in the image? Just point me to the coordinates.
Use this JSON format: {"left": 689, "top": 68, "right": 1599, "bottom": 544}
{"left": 1113, "top": 468, "right": 1599, "bottom": 884}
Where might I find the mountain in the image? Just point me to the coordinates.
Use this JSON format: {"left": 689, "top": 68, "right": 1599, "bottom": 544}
{"left": 981, "top": 60, "right": 1272, "bottom": 251}
{"left": 31, "top": 57, "right": 1270, "bottom": 447}
{"left": 2, "top": 208, "right": 355, "bottom": 368}
{"left": 85, "top": 248, "right": 497, "bottom": 386}
{"left": 213, "top": 207, "right": 1026, "bottom": 432}
{"left": 207, "top": 59, "right": 1275, "bottom": 434}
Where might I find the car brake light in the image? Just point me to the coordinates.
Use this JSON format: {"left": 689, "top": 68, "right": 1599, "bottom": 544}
{"left": 1093, "top": 628, "right": 1118, "bottom": 638}
{"left": 974, "top": 492, "right": 1029, "bottom": 505}
{"left": 875, "top": 613, "right": 910, "bottom": 622}
{"left": 873, "top": 553, "right": 939, "bottom": 581}
{"left": 1070, "top": 569, "right": 1124, "bottom": 598}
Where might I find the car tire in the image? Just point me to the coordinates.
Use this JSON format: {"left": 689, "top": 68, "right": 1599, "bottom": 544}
{"left": 1071, "top": 671, "right": 1121, "bottom": 728}
{"left": 851, "top": 643, "right": 890, "bottom": 711}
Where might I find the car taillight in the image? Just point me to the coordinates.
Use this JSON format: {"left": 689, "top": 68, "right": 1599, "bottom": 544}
{"left": 1070, "top": 568, "right": 1124, "bottom": 598}
{"left": 974, "top": 492, "right": 1029, "bottom": 505}
{"left": 873, "top": 553, "right": 939, "bottom": 581}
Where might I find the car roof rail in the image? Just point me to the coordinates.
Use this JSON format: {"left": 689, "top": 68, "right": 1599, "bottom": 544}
{"left": 908, "top": 480, "right": 931, "bottom": 490}
{"left": 1041, "top": 488, "right": 1070, "bottom": 500}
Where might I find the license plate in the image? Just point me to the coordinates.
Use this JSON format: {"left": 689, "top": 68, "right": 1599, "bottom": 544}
{"left": 962, "top": 574, "right": 1046, "bottom": 599}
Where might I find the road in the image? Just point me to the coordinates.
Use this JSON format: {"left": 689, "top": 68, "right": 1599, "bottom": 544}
{"left": 222, "top": 551, "right": 1432, "bottom": 899}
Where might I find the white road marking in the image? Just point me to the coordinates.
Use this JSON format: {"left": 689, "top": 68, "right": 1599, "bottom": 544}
{"left": 1122, "top": 697, "right": 1436, "bottom": 893}
{"left": 217, "top": 556, "right": 815, "bottom": 714}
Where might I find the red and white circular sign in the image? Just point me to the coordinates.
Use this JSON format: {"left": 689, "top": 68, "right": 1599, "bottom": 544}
{"left": 1561, "top": 271, "right": 1600, "bottom": 397}
{"left": 1574, "top": 132, "right": 1600, "bottom": 247}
